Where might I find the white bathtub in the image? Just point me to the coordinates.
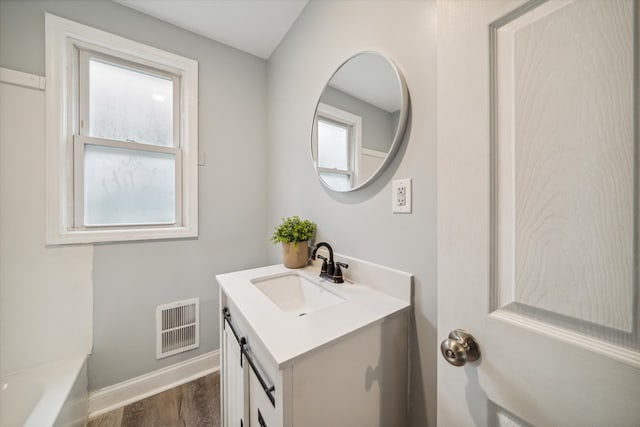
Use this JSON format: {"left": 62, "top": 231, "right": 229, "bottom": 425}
{"left": 0, "top": 353, "right": 88, "bottom": 427}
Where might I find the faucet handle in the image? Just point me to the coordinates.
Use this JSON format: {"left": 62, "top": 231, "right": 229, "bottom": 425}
{"left": 316, "top": 254, "right": 328, "bottom": 273}
{"left": 334, "top": 262, "right": 348, "bottom": 283}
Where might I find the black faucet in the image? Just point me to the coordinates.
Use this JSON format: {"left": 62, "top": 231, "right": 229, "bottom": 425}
{"left": 311, "top": 242, "right": 348, "bottom": 283}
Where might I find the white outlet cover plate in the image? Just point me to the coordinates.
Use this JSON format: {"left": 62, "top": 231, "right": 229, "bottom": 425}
{"left": 392, "top": 178, "right": 412, "bottom": 213}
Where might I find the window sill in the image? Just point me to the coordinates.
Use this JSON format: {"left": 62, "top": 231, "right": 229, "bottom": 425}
{"left": 45, "top": 224, "right": 198, "bottom": 245}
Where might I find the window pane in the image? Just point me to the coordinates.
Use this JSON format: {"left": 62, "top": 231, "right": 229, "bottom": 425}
{"left": 318, "top": 120, "right": 349, "bottom": 170}
{"left": 89, "top": 59, "right": 173, "bottom": 147}
{"left": 320, "top": 172, "right": 351, "bottom": 191}
{"left": 84, "top": 144, "right": 176, "bottom": 226}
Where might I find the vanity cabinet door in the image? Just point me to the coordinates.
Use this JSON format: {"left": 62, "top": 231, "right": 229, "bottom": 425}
{"left": 222, "top": 327, "right": 248, "bottom": 427}
{"left": 249, "top": 368, "right": 278, "bottom": 427}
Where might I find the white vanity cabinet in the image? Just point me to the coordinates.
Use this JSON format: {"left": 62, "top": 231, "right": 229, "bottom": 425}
{"left": 218, "top": 257, "right": 412, "bottom": 427}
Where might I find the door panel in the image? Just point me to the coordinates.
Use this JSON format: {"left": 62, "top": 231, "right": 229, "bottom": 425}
{"left": 437, "top": 0, "right": 640, "bottom": 425}
{"left": 493, "top": 0, "right": 637, "bottom": 336}
{"left": 222, "top": 328, "right": 247, "bottom": 427}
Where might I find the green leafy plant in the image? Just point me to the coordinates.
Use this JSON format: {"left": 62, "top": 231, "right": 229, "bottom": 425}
{"left": 271, "top": 216, "right": 317, "bottom": 244}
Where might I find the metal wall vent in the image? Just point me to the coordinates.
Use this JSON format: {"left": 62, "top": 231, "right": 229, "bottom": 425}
{"left": 156, "top": 298, "right": 199, "bottom": 359}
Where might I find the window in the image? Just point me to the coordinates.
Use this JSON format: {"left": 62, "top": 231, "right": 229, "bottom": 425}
{"left": 317, "top": 118, "right": 352, "bottom": 190}
{"left": 46, "top": 15, "right": 198, "bottom": 244}
{"left": 76, "top": 53, "right": 180, "bottom": 227}
{"left": 313, "top": 103, "right": 362, "bottom": 191}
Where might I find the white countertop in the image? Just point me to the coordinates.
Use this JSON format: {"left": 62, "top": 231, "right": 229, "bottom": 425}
{"left": 216, "top": 258, "right": 412, "bottom": 368}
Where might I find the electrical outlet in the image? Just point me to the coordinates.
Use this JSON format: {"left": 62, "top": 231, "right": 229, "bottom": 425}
{"left": 392, "top": 178, "right": 412, "bottom": 213}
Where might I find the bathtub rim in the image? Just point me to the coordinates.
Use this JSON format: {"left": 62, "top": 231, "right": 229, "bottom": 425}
{"left": 0, "top": 352, "right": 88, "bottom": 427}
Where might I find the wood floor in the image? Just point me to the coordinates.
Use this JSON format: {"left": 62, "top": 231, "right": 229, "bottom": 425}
{"left": 87, "top": 372, "right": 221, "bottom": 427}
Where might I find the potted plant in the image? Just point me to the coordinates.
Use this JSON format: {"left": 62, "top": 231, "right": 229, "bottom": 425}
{"left": 271, "top": 216, "right": 317, "bottom": 268}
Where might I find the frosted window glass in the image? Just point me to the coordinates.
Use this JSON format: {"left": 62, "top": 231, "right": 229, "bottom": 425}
{"left": 320, "top": 172, "right": 351, "bottom": 191}
{"left": 84, "top": 144, "right": 175, "bottom": 226}
{"left": 89, "top": 59, "right": 173, "bottom": 147}
{"left": 318, "top": 120, "right": 349, "bottom": 170}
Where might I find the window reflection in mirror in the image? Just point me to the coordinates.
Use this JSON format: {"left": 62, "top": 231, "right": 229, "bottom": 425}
{"left": 317, "top": 117, "right": 352, "bottom": 190}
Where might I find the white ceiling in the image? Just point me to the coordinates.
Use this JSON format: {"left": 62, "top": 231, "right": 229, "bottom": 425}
{"left": 113, "top": 0, "right": 309, "bottom": 59}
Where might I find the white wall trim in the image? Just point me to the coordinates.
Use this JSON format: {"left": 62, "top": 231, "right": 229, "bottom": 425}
{"left": 88, "top": 350, "right": 219, "bottom": 419}
{"left": 361, "top": 147, "right": 386, "bottom": 158}
{"left": 0, "top": 67, "right": 45, "bottom": 90}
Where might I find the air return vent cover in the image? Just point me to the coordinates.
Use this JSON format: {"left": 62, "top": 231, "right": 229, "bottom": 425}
{"left": 156, "top": 298, "right": 199, "bottom": 359}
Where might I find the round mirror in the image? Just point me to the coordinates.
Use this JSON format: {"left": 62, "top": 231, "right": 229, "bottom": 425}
{"left": 311, "top": 52, "right": 409, "bottom": 192}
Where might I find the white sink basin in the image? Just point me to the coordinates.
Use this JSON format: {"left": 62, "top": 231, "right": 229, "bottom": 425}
{"left": 251, "top": 272, "right": 345, "bottom": 317}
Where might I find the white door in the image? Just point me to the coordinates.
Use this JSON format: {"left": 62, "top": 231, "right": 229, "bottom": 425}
{"left": 437, "top": 1, "right": 640, "bottom": 426}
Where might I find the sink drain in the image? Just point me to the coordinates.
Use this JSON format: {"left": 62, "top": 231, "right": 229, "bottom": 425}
{"left": 298, "top": 313, "right": 307, "bottom": 317}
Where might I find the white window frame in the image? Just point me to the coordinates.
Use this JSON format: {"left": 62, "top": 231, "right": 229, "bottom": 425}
{"left": 45, "top": 14, "right": 198, "bottom": 244}
{"left": 313, "top": 102, "right": 362, "bottom": 187}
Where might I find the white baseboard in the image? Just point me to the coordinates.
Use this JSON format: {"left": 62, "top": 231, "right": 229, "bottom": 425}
{"left": 88, "top": 350, "right": 219, "bottom": 419}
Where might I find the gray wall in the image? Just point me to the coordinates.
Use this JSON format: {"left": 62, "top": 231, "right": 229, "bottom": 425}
{"left": 320, "top": 86, "right": 395, "bottom": 152}
{"left": 267, "top": 1, "right": 438, "bottom": 426}
{"left": 1, "top": 1, "right": 438, "bottom": 424}
{"left": 0, "top": 0, "right": 268, "bottom": 390}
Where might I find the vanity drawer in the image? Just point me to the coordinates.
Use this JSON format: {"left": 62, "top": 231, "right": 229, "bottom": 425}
{"left": 249, "top": 368, "right": 278, "bottom": 427}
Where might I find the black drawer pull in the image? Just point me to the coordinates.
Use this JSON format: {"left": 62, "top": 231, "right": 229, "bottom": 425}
{"left": 258, "top": 409, "right": 267, "bottom": 427}
{"left": 223, "top": 307, "right": 276, "bottom": 407}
